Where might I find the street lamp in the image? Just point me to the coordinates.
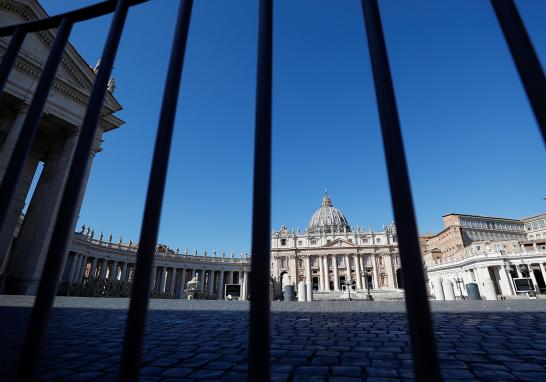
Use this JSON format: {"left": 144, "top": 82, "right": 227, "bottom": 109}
{"left": 344, "top": 280, "right": 356, "bottom": 301}
{"left": 454, "top": 276, "right": 465, "bottom": 300}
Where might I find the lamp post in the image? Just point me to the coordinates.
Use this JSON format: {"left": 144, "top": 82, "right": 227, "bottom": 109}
{"left": 454, "top": 276, "right": 465, "bottom": 300}
{"left": 344, "top": 280, "right": 356, "bottom": 301}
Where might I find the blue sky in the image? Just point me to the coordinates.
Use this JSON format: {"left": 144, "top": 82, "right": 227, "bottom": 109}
{"left": 38, "top": 0, "right": 545, "bottom": 254}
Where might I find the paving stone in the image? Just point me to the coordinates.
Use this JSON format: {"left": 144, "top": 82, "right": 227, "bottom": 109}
{"left": 331, "top": 366, "right": 362, "bottom": 377}
{"left": 160, "top": 367, "right": 193, "bottom": 377}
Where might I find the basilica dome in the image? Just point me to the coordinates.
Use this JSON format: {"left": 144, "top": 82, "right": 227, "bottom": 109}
{"left": 307, "top": 193, "right": 350, "bottom": 233}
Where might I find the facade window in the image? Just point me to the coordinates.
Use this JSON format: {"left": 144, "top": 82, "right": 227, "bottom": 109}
{"left": 311, "top": 239, "right": 317, "bottom": 245}
{"left": 297, "top": 240, "right": 302, "bottom": 245}
{"left": 376, "top": 238, "right": 381, "bottom": 243}
{"left": 348, "top": 239, "right": 352, "bottom": 243}
{"left": 379, "top": 256, "right": 383, "bottom": 266}
{"left": 281, "top": 239, "right": 287, "bottom": 246}
{"left": 327, "top": 239, "right": 331, "bottom": 244}
{"left": 281, "top": 258, "right": 287, "bottom": 268}
{"left": 299, "top": 259, "right": 303, "bottom": 267}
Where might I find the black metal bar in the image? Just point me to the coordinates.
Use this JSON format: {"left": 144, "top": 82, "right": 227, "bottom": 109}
{"left": 248, "top": 0, "right": 272, "bottom": 381}
{"left": 119, "top": 0, "right": 193, "bottom": 380}
{"left": 15, "top": 0, "right": 130, "bottom": 380}
{"left": 0, "top": 27, "right": 25, "bottom": 92}
{"left": 491, "top": 0, "right": 546, "bottom": 143}
{"left": 0, "top": 17, "right": 73, "bottom": 241}
{"left": 360, "top": 1, "right": 442, "bottom": 381}
{"left": 0, "top": 0, "right": 149, "bottom": 37}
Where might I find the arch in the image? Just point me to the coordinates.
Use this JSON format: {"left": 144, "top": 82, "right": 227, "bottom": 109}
{"left": 280, "top": 271, "right": 290, "bottom": 290}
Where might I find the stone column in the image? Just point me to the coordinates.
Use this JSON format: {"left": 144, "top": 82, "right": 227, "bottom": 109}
{"left": 217, "top": 269, "right": 224, "bottom": 300}
{"left": 159, "top": 267, "right": 167, "bottom": 293}
{"left": 207, "top": 270, "right": 215, "bottom": 296}
{"left": 499, "top": 265, "right": 514, "bottom": 296}
{"left": 89, "top": 257, "right": 98, "bottom": 279}
{"left": 199, "top": 269, "right": 206, "bottom": 291}
{"left": 528, "top": 265, "right": 539, "bottom": 292}
{"left": 358, "top": 255, "right": 366, "bottom": 289}
{"left": 384, "top": 254, "right": 396, "bottom": 288}
{"left": 354, "top": 254, "right": 362, "bottom": 290}
{"left": 304, "top": 256, "right": 312, "bottom": 301}
{"left": 0, "top": 104, "right": 30, "bottom": 180}
{"left": 76, "top": 256, "right": 88, "bottom": 282}
{"left": 110, "top": 262, "right": 119, "bottom": 280}
{"left": 344, "top": 254, "right": 351, "bottom": 287}
{"left": 0, "top": 152, "right": 39, "bottom": 273}
{"left": 242, "top": 271, "right": 249, "bottom": 300}
{"left": 318, "top": 255, "right": 325, "bottom": 291}
{"left": 99, "top": 260, "right": 108, "bottom": 279}
{"left": 481, "top": 267, "right": 497, "bottom": 300}
{"left": 323, "top": 256, "right": 330, "bottom": 291}
{"left": 66, "top": 254, "right": 78, "bottom": 283}
{"left": 372, "top": 253, "right": 380, "bottom": 289}
{"left": 69, "top": 254, "right": 81, "bottom": 283}
{"left": 5, "top": 131, "right": 81, "bottom": 294}
{"left": 178, "top": 268, "right": 187, "bottom": 298}
{"left": 333, "top": 255, "right": 339, "bottom": 291}
{"left": 120, "top": 262, "right": 128, "bottom": 282}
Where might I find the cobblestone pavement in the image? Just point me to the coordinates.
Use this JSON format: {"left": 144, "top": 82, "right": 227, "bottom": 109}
{"left": 1, "top": 297, "right": 546, "bottom": 381}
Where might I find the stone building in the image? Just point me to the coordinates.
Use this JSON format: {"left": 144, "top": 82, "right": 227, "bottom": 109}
{"left": 0, "top": 0, "right": 123, "bottom": 293}
{"left": 523, "top": 213, "right": 546, "bottom": 240}
{"left": 270, "top": 193, "right": 402, "bottom": 300}
{"left": 421, "top": 213, "right": 527, "bottom": 265}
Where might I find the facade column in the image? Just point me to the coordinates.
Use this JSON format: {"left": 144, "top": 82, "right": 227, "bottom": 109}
{"left": 217, "top": 269, "right": 224, "bottom": 300}
{"left": 344, "top": 254, "right": 351, "bottom": 287}
{"left": 110, "top": 262, "right": 118, "bottom": 280}
{"left": 99, "top": 260, "right": 108, "bottom": 279}
{"left": 358, "top": 255, "right": 366, "bottom": 289}
{"left": 323, "top": 255, "right": 330, "bottom": 291}
{"left": 159, "top": 267, "right": 167, "bottom": 293}
{"left": 372, "top": 253, "right": 380, "bottom": 289}
{"left": 528, "top": 264, "right": 539, "bottom": 292}
{"left": 333, "top": 255, "right": 339, "bottom": 291}
{"left": 70, "top": 254, "right": 82, "bottom": 282}
{"left": 540, "top": 263, "right": 546, "bottom": 287}
{"left": 384, "top": 253, "right": 395, "bottom": 288}
{"left": 318, "top": 255, "right": 325, "bottom": 291}
{"left": 499, "top": 264, "right": 514, "bottom": 296}
{"left": 0, "top": 104, "right": 30, "bottom": 180}
{"left": 89, "top": 257, "right": 98, "bottom": 279}
{"left": 304, "top": 256, "right": 312, "bottom": 301}
{"left": 354, "top": 254, "right": 362, "bottom": 290}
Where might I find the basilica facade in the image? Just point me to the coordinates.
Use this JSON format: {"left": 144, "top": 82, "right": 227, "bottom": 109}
{"left": 271, "top": 193, "right": 402, "bottom": 299}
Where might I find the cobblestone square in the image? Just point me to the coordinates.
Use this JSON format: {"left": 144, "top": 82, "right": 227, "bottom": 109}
{"left": 1, "top": 297, "right": 546, "bottom": 381}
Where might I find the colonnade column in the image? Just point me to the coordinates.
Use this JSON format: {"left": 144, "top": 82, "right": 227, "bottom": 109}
{"left": 528, "top": 264, "right": 538, "bottom": 292}
{"left": 540, "top": 264, "right": 546, "bottom": 287}
{"left": 111, "top": 262, "right": 119, "bottom": 280}
{"left": 66, "top": 254, "right": 78, "bottom": 283}
{"left": 169, "top": 268, "right": 176, "bottom": 295}
{"left": 99, "top": 260, "right": 108, "bottom": 279}
{"left": 332, "top": 255, "right": 339, "bottom": 291}
{"left": 199, "top": 268, "right": 206, "bottom": 291}
{"left": 217, "top": 270, "right": 224, "bottom": 300}
{"left": 323, "top": 256, "right": 330, "bottom": 291}
{"left": 76, "top": 256, "right": 88, "bottom": 282}
{"left": 89, "top": 257, "right": 98, "bottom": 279}
{"left": 242, "top": 271, "right": 248, "bottom": 301}
{"left": 120, "top": 262, "right": 128, "bottom": 282}
{"left": 207, "top": 270, "right": 214, "bottom": 295}
{"left": 354, "top": 253, "right": 362, "bottom": 290}
{"left": 159, "top": 267, "right": 167, "bottom": 293}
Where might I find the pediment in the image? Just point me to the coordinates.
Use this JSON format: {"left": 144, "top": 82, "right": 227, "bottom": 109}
{"left": 1, "top": 0, "right": 123, "bottom": 129}
{"left": 321, "top": 239, "right": 357, "bottom": 248}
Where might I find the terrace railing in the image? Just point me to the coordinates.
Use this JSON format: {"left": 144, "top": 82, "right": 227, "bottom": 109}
{"left": 0, "top": 0, "right": 544, "bottom": 381}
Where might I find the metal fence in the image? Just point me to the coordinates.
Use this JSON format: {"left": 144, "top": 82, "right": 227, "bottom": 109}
{"left": 0, "top": 0, "right": 544, "bottom": 381}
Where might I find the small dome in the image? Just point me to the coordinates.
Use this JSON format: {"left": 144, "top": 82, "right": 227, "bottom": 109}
{"left": 307, "top": 193, "right": 350, "bottom": 233}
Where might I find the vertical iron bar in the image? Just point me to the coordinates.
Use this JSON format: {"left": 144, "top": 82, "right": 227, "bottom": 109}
{"left": 248, "top": 0, "right": 272, "bottom": 381}
{"left": 119, "top": 0, "right": 193, "bottom": 380}
{"left": 0, "top": 27, "right": 25, "bottom": 93}
{"left": 0, "top": 18, "right": 72, "bottom": 240}
{"left": 360, "top": 1, "right": 442, "bottom": 381}
{"left": 491, "top": 0, "right": 546, "bottom": 143}
{"left": 15, "top": 1, "right": 130, "bottom": 380}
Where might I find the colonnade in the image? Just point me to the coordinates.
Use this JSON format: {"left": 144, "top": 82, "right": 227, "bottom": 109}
{"left": 60, "top": 251, "right": 250, "bottom": 300}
